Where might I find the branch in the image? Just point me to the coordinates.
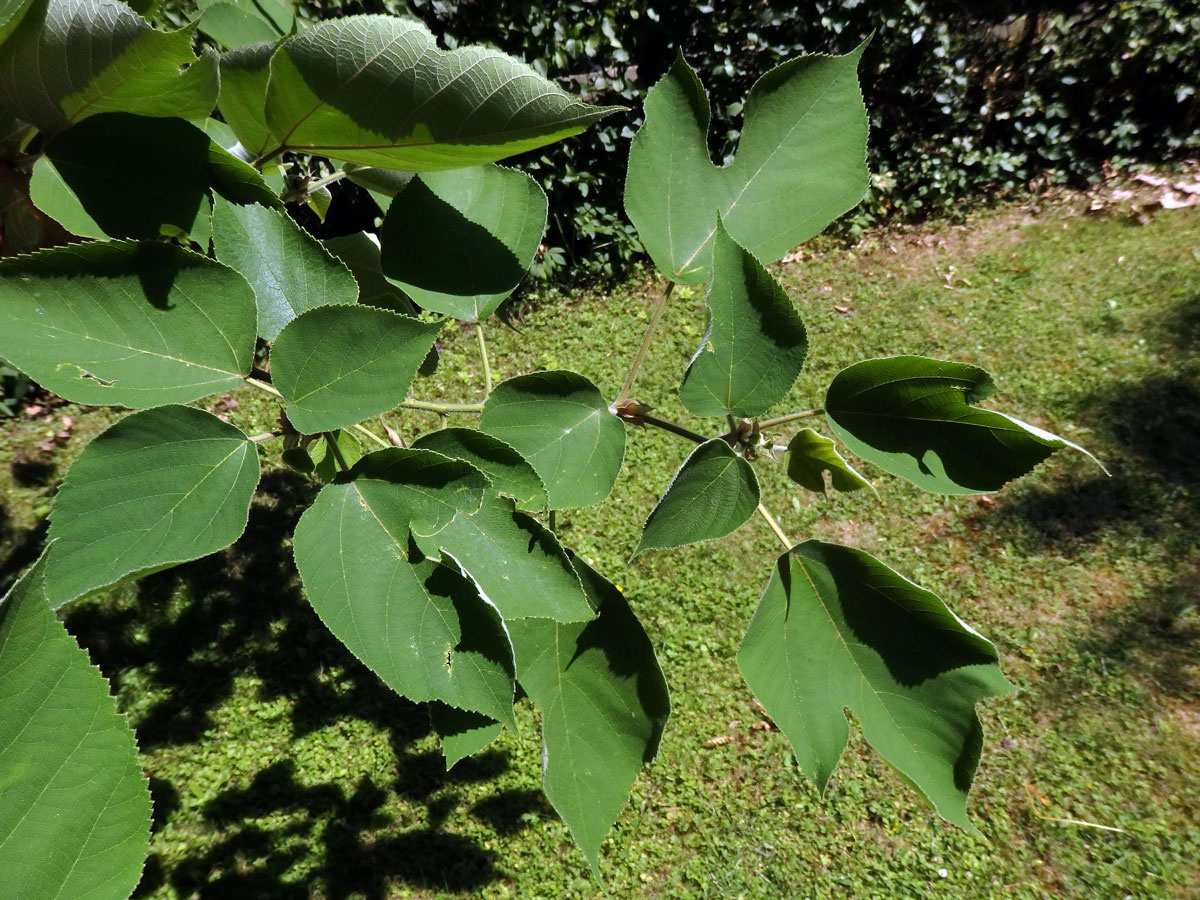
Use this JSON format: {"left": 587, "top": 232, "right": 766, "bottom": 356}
{"left": 639, "top": 414, "right": 709, "bottom": 444}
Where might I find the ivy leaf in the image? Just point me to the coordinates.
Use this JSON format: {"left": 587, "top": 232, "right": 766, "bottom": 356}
{"left": 430, "top": 702, "right": 504, "bottom": 769}
{"left": 412, "top": 427, "right": 547, "bottom": 511}
{"left": 737, "top": 540, "right": 1013, "bottom": 829}
{"left": 0, "top": 0, "right": 219, "bottom": 135}
{"left": 678, "top": 222, "right": 808, "bottom": 418}
{"left": 785, "top": 428, "right": 872, "bottom": 494}
{"left": 416, "top": 494, "right": 594, "bottom": 622}
{"left": 44, "top": 406, "right": 260, "bottom": 608}
{"left": 379, "top": 166, "right": 547, "bottom": 322}
{"left": 0, "top": 552, "right": 151, "bottom": 899}
{"left": 212, "top": 196, "right": 358, "bottom": 340}
{"left": 0, "top": 241, "right": 257, "bottom": 407}
{"left": 34, "top": 113, "right": 276, "bottom": 240}
{"left": 824, "top": 356, "right": 1100, "bottom": 494}
{"left": 271, "top": 305, "right": 441, "bottom": 434}
{"left": 624, "top": 47, "right": 868, "bottom": 283}
{"left": 480, "top": 371, "right": 626, "bottom": 509}
{"left": 636, "top": 439, "right": 759, "bottom": 556}
{"left": 218, "top": 41, "right": 277, "bottom": 157}
{"left": 264, "top": 14, "right": 619, "bottom": 168}
{"left": 293, "top": 449, "right": 515, "bottom": 725}
{"left": 509, "top": 555, "right": 670, "bottom": 866}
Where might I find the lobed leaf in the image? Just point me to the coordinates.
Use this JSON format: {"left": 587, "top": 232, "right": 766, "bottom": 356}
{"left": 45, "top": 405, "right": 261, "bottom": 608}
{"left": 379, "top": 165, "right": 547, "bottom": 322}
{"left": 271, "top": 305, "right": 441, "bottom": 434}
{"left": 678, "top": 222, "right": 808, "bottom": 418}
{"left": 0, "top": 0, "right": 218, "bottom": 135}
{"left": 737, "top": 540, "right": 1013, "bottom": 829}
{"left": 636, "top": 438, "right": 759, "bottom": 556}
{"left": 0, "top": 241, "right": 257, "bottom": 407}
{"left": 785, "top": 427, "right": 872, "bottom": 494}
{"left": 509, "top": 555, "right": 669, "bottom": 866}
{"left": 480, "top": 371, "right": 625, "bottom": 509}
{"left": 0, "top": 552, "right": 152, "bottom": 899}
{"left": 624, "top": 47, "right": 868, "bottom": 283}
{"left": 264, "top": 14, "right": 619, "bottom": 169}
{"left": 824, "top": 356, "right": 1099, "bottom": 494}
{"left": 212, "top": 195, "right": 358, "bottom": 340}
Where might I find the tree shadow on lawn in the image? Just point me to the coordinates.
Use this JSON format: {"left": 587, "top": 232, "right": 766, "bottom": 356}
{"left": 58, "top": 471, "right": 516, "bottom": 899}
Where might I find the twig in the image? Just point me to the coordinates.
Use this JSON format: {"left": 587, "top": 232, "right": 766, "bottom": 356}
{"left": 349, "top": 422, "right": 390, "bottom": 449}
{"left": 245, "top": 376, "right": 283, "bottom": 399}
{"left": 640, "top": 414, "right": 709, "bottom": 444}
{"left": 324, "top": 432, "right": 350, "bottom": 471}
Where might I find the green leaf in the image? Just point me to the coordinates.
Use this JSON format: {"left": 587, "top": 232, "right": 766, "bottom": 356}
{"left": 0, "top": 241, "right": 257, "bottom": 407}
{"left": 311, "top": 428, "right": 361, "bottom": 483}
{"left": 430, "top": 702, "right": 504, "bottom": 769}
{"left": 678, "top": 222, "right": 808, "bottom": 418}
{"left": 824, "top": 356, "right": 1098, "bottom": 494}
{"left": 416, "top": 494, "right": 593, "bottom": 622}
{"left": 0, "top": 0, "right": 35, "bottom": 51}
{"left": 785, "top": 428, "right": 872, "bottom": 494}
{"left": 35, "top": 113, "right": 274, "bottom": 240}
{"left": 411, "top": 427, "right": 547, "bottom": 511}
{"left": 737, "top": 540, "right": 1013, "bottom": 829}
{"left": 379, "top": 165, "right": 547, "bottom": 322}
{"left": 293, "top": 448, "right": 515, "bottom": 724}
{"left": 479, "top": 371, "right": 625, "bottom": 509}
{"left": 509, "top": 555, "right": 669, "bottom": 866}
{"left": 26, "top": 156, "right": 105, "bottom": 239}
{"left": 212, "top": 195, "right": 358, "bottom": 340}
{"left": 264, "top": 14, "right": 619, "bottom": 169}
{"left": 0, "top": 552, "right": 151, "bottom": 899}
{"left": 44, "top": 405, "right": 260, "bottom": 608}
{"left": 271, "top": 305, "right": 442, "bottom": 434}
{"left": 0, "top": 0, "right": 219, "bottom": 135}
{"left": 218, "top": 41, "right": 277, "bottom": 157}
{"left": 198, "top": 0, "right": 292, "bottom": 49}
{"left": 635, "top": 438, "right": 759, "bottom": 556}
{"left": 624, "top": 47, "right": 868, "bottom": 283}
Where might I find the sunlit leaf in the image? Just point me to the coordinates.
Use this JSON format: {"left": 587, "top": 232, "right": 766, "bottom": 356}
{"left": 737, "top": 540, "right": 1013, "bottom": 829}
{"left": 785, "top": 428, "right": 872, "bottom": 494}
{"left": 197, "top": 0, "right": 292, "bottom": 49}
{"left": 430, "top": 702, "right": 503, "bottom": 769}
{"left": 218, "top": 41, "right": 277, "bottom": 157}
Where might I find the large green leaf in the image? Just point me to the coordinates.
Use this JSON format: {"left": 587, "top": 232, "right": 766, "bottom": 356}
{"left": 411, "top": 427, "right": 547, "bottom": 511}
{"left": 218, "top": 41, "right": 277, "bottom": 157}
{"left": 416, "top": 494, "right": 593, "bottom": 622}
{"left": 824, "top": 356, "right": 1096, "bottom": 494}
{"left": 678, "top": 222, "right": 808, "bottom": 418}
{"left": 737, "top": 540, "right": 1013, "bottom": 829}
{"left": 0, "top": 241, "right": 257, "bottom": 407}
{"left": 0, "top": 552, "right": 151, "bottom": 899}
{"left": 785, "top": 427, "right": 872, "bottom": 494}
{"left": 479, "top": 371, "right": 626, "bottom": 509}
{"left": 271, "top": 305, "right": 441, "bottom": 434}
{"left": 635, "top": 438, "right": 759, "bottom": 556}
{"left": 509, "top": 555, "right": 670, "bottom": 866}
{"left": 0, "top": 0, "right": 219, "bottom": 135}
{"left": 33, "top": 113, "right": 276, "bottom": 240}
{"left": 263, "top": 14, "right": 618, "bottom": 168}
{"left": 293, "top": 448, "right": 515, "bottom": 724}
{"left": 624, "top": 47, "right": 868, "bottom": 284}
{"left": 212, "top": 195, "right": 358, "bottom": 340}
{"left": 45, "top": 405, "right": 260, "bottom": 608}
{"left": 379, "top": 165, "right": 547, "bottom": 322}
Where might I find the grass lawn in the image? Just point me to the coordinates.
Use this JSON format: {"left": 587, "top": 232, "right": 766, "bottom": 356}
{"left": 2, "top": 198, "right": 1198, "bottom": 899}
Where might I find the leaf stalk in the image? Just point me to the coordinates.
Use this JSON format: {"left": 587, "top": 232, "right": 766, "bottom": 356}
{"left": 616, "top": 279, "right": 674, "bottom": 404}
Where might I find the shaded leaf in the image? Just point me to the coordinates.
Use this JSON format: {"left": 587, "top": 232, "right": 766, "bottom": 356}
{"left": 0, "top": 0, "right": 219, "bottom": 135}
{"left": 322, "top": 231, "right": 413, "bottom": 311}
{"left": 379, "top": 165, "right": 546, "bottom": 322}
{"left": 45, "top": 405, "right": 260, "bottom": 608}
{"left": 509, "top": 555, "right": 669, "bottom": 866}
{"left": 218, "top": 41, "right": 277, "bottom": 157}
{"left": 636, "top": 438, "right": 759, "bottom": 555}
{"left": 0, "top": 0, "right": 36, "bottom": 46}
{"left": 0, "top": 241, "right": 257, "bottom": 407}
{"left": 785, "top": 427, "right": 872, "bottom": 494}
{"left": 293, "top": 449, "right": 514, "bottom": 724}
{"left": 678, "top": 222, "right": 807, "bottom": 418}
{"left": 625, "top": 47, "right": 868, "bottom": 283}
{"left": 264, "top": 14, "right": 618, "bottom": 168}
{"left": 311, "top": 428, "right": 361, "bottom": 483}
{"left": 272, "top": 305, "right": 441, "bottom": 434}
{"left": 412, "top": 427, "right": 547, "bottom": 511}
{"left": 737, "top": 540, "right": 1013, "bottom": 829}
{"left": 198, "top": 0, "right": 292, "bottom": 49}
{"left": 480, "top": 370, "right": 625, "bottom": 509}
{"left": 212, "top": 195, "right": 358, "bottom": 340}
{"left": 430, "top": 702, "right": 503, "bottom": 769}
{"left": 824, "top": 356, "right": 1098, "bottom": 494}
{"left": 0, "top": 552, "right": 151, "bottom": 899}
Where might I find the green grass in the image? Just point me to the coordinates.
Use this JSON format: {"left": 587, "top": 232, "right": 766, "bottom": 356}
{"left": 2, "top": 201, "right": 1199, "bottom": 899}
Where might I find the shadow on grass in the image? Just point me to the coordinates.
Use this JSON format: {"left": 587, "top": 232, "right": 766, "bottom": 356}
{"left": 54, "top": 471, "right": 510, "bottom": 899}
